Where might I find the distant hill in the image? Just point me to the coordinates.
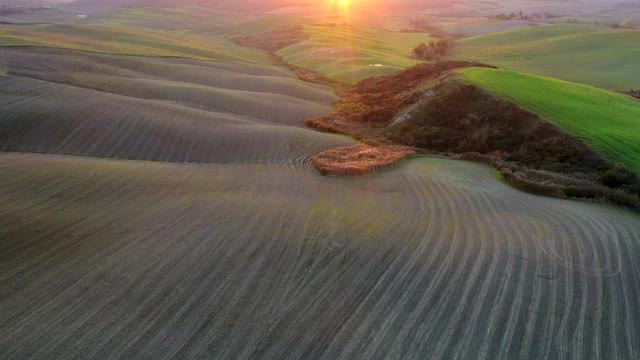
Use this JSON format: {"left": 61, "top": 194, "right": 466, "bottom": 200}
{"left": 0, "top": 0, "right": 55, "bottom": 4}
{"left": 64, "top": 0, "right": 303, "bottom": 13}
{"left": 615, "top": 1, "right": 640, "bottom": 8}
{"left": 0, "top": 0, "right": 63, "bottom": 6}
{"left": 86, "top": 6, "right": 248, "bottom": 31}
{"left": 450, "top": 24, "right": 640, "bottom": 90}
{"left": 277, "top": 24, "right": 430, "bottom": 83}
{"left": 0, "top": 23, "right": 269, "bottom": 63}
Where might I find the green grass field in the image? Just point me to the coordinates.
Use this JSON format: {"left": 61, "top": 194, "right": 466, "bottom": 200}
{"left": 461, "top": 67, "right": 640, "bottom": 172}
{"left": 451, "top": 25, "right": 640, "bottom": 90}
{"left": 443, "top": 18, "right": 535, "bottom": 37}
{"left": 0, "top": 23, "right": 269, "bottom": 64}
{"left": 277, "top": 25, "right": 430, "bottom": 83}
{"left": 203, "top": 15, "right": 310, "bottom": 36}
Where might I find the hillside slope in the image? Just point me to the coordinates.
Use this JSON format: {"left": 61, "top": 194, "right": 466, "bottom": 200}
{"left": 0, "top": 48, "right": 351, "bottom": 163}
{"left": 277, "top": 25, "right": 429, "bottom": 83}
{"left": 451, "top": 25, "right": 640, "bottom": 90}
{"left": 0, "top": 23, "right": 269, "bottom": 64}
{"left": 460, "top": 68, "right": 640, "bottom": 172}
{"left": 1, "top": 153, "right": 640, "bottom": 359}
{"left": 86, "top": 6, "right": 247, "bottom": 30}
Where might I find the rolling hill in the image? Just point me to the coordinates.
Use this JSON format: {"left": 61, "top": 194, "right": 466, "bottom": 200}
{"left": 1, "top": 152, "right": 639, "bottom": 359}
{"left": 443, "top": 18, "right": 536, "bottom": 37}
{"left": 0, "top": 23, "right": 269, "bottom": 64}
{"left": 209, "top": 15, "right": 310, "bottom": 37}
{"left": 460, "top": 67, "right": 640, "bottom": 172}
{"left": 0, "top": 7, "right": 84, "bottom": 24}
{"left": 1, "top": 5, "right": 640, "bottom": 360}
{"left": 277, "top": 24, "right": 430, "bottom": 83}
{"left": 86, "top": 6, "right": 249, "bottom": 31}
{"left": 0, "top": 48, "right": 350, "bottom": 163}
{"left": 451, "top": 25, "right": 640, "bottom": 90}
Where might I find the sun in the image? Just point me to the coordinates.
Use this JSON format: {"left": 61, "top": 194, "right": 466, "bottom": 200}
{"left": 337, "top": 0, "right": 350, "bottom": 7}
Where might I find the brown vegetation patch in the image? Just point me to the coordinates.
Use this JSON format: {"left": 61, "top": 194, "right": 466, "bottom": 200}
{"left": 306, "top": 114, "right": 389, "bottom": 146}
{"left": 331, "top": 61, "right": 495, "bottom": 124}
{"left": 387, "top": 77, "right": 640, "bottom": 210}
{"left": 389, "top": 77, "right": 608, "bottom": 173}
{"left": 459, "top": 152, "right": 640, "bottom": 211}
{"left": 410, "top": 38, "right": 455, "bottom": 61}
{"left": 627, "top": 89, "right": 640, "bottom": 99}
{"left": 307, "top": 60, "right": 639, "bottom": 209}
{"left": 313, "top": 145, "right": 416, "bottom": 176}
{"left": 306, "top": 60, "right": 495, "bottom": 143}
{"left": 236, "top": 26, "right": 639, "bottom": 208}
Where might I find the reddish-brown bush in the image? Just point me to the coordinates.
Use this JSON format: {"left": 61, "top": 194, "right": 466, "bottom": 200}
{"left": 313, "top": 145, "right": 416, "bottom": 176}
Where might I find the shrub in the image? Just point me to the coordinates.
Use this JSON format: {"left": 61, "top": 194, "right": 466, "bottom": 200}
{"left": 410, "top": 39, "right": 454, "bottom": 61}
{"left": 361, "top": 107, "right": 395, "bottom": 123}
{"left": 619, "top": 19, "right": 635, "bottom": 29}
{"left": 601, "top": 168, "right": 636, "bottom": 188}
{"left": 312, "top": 145, "right": 416, "bottom": 176}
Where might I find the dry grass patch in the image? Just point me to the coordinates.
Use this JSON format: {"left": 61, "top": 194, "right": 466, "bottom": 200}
{"left": 313, "top": 144, "right": 416, "bottom": 176}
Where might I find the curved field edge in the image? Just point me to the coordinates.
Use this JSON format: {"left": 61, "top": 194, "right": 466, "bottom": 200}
{"left": 0, "top": 49, "right": 352, "bottom": 164}
{"left": 276, "top": 25, "right": 430, "bottom": 83}
{"left": 0, "top": 47, "right": 315, "bottom": 90}
{"left": 459, "top": 67, "right": 640, "bottom": 172}
{"left": 0, "top": 23, "right": 271, "bottom": 65}
{"left": 1, "top": 152, "right": 639, "bottom": 359}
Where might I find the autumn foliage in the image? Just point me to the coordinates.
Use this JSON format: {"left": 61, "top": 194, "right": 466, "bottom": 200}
{"left": 313, "top": 145, "right": 416, "bottom": 176}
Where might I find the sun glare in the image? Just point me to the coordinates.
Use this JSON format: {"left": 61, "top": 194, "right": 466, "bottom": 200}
{"left": 337, "top": 0, "right": 349, "bottom": 8}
